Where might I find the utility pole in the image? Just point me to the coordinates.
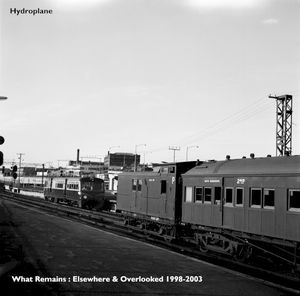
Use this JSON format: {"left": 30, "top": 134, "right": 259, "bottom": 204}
{"left": 17, "top": 153, "right": 25, "bottom": 190}
{"left": 143, "top": 151, "right": 152, "bottom": 170}
{"left": 134, "top": 144, "right": 146, "bottom": 172}
{"left": 169, "top": 146, "right": 180, "bottom": 162}
{"left": 186, "top": 145, "right": 199, "bottom": 161}
{"left": 41, "top": 164, "right": 45, "bottom": 187}
{"left": 269, "top": 94, "right": 293, "bottom": 156}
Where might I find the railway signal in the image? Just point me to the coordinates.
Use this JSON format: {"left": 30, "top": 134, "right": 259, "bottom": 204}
{"left": 0, "top": 96, "right": 7, "bottom": 166}
{"left": 0, "top": 136, "right": 4, "bottom": 166}
{"left": 12, "top": 165, "right": 18, "bottom": 179}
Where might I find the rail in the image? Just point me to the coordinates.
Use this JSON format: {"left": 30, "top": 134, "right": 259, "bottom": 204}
{"left": 0, "top": 191, "right": 299, "bottom": 293}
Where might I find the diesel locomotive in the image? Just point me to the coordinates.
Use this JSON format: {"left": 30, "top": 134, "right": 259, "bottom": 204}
{"left": 117, "top": 155, "right": 300, "bottom": 268}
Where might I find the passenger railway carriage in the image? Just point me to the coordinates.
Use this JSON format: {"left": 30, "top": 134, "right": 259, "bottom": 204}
{"left": 44, "top": 176, "right": 108, "bottom": 210}
{"left": 117, "top": 161, "right": 196, "bottom": 236}
{"left": 117, "top": 155, "right": 300, "bottom": 266}
{"left": 181, "top": 155, "right": 300, "bottom": 263}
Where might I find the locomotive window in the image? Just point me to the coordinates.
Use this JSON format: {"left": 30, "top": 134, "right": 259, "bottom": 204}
{"left": 250, "top": 188, "right": 262, "bottom": 208}
{"left": 225, "top": 188, "right": 233, "bottom": 206}
{"left": 236, "top": 188, "right": 244, "bottom": 207}
{"left": 132, "top": 179, "right": 137, "bottom": 191}
{"left": 195, "top": 187, "right": 203, "bottom": 203}
{"left": 288, "top": 190, "right": 300, "bottom": 212}
{"left": 185, "top": 186, "right": 193, "bottom": 203}
{"left": 161, "top": 180, "right": 167, "bottom": 194}
{"left": 204, "top": 187, "right": 212, "bottom": 203}
{"left": 214, "top": 187, "right": 221, "bottom": 205}
{"left": 263, "top": 189, "right": 275, "bottom": 209}
{"left": 137, "top": 179, "right": 142, "bottom": 192}
{"left": 99, "top": 181, "right": 104, "bottom": 192}
{"left": 82, "top": 182, "right": 93, "bottom": 191}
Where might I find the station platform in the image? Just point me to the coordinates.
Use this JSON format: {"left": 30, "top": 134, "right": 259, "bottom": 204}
{"left": 0, "top": 198, "right": 296, "bottom": 296}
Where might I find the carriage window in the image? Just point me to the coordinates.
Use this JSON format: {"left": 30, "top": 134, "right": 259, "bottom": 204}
{"left": 137, "top": 179, "right": 142, "bottom": 192}
{"left": 169, "top": 166, "right": 175, "bottom": 173}
{"left": 214, "top": 187, "right": 221, "bottom": 204}
{"left": 195, "top": 187, "right": 203, "bottom": 203}
{"left": 67, "top": 183, "right": 79, "bottom": 190}
{"left": 250, "top": 188, "right": 262, "bottom": 208}
{"left": 288, "top": 190, "right": 300, "bottom": 212}
{"left": 185, "top": 186, "right": 193, "bottom": 203}
{"left": 132, "top": 179, "right": 137, "bottom": 191}
{"left": 263, "top": 189, "right": 275, "bottom": 209}
{"left": 225, "top": 188, "right": 233, "bottom": 206}
{"left": 55, "top": 183, "right": 64, "bottom": 189}
{"left": 204, "top": 187, "right": 212, "bottom": 203}
{"left": 236, "top": 188, "right": 244, "bottom": 207}
{"left": 161, "top": 180, "right": 167, "bottom": 194}
{"left": 161, "top": 167, "right": 168, "bottom": 174}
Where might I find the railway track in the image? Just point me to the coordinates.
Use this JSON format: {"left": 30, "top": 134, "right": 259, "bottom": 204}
{"left": 1, "top": 191, "right": 299, "bottom": 294}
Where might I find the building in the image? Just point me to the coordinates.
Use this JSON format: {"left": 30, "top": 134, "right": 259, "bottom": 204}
{"left": 104, "top": 152, "right": 140, "bottom": 171}
{"left": 67, "top": 160, "right": 105, "bottom": 178}
{"left": 103, "top": 152, "right": 140, "bottom": 191}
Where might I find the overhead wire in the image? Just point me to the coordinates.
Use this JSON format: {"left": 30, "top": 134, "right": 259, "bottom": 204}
{"left": 148, "top": 97, "right": 273, "bottom": 154}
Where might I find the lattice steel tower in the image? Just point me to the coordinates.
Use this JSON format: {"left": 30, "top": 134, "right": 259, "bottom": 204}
{"left": 269, "top": 94, "right": 293, "bottom": 156}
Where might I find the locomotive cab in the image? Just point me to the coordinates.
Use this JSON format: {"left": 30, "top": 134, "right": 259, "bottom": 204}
{"left": 80, "top": 177, "right": 105, "bottom": 209}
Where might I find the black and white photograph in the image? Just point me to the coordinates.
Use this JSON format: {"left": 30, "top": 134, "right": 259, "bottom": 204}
{"left": 0, "top": 0, "right": 299, "bottom": 295}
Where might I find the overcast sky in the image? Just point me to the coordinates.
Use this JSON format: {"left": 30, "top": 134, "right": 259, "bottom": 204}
{"left": 0, "top": 0, "right": 299, "bottom": 166}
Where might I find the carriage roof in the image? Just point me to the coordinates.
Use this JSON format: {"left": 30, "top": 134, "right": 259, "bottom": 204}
{"left": 183, "top": 155, "right": 300, "bottom": 176}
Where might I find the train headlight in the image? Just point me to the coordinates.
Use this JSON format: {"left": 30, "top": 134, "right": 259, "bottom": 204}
{"left": 83, "top": 195, "right": 87, "bottom": 200}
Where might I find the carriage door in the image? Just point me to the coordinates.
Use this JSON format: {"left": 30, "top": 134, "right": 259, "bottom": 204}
{"left": 211, "top": 185, "right": 223, "bottom": 227}
{"left": 136, "top": 179, "right": 143, "bottom": 213}
{"left": 209, "top": 178, "right": 223, "bottom": 227}
{"left": 160, "top": 179, "right": 167, "bottom": 218}
{"left": 131, "top": 179, "right": 137, "bottom": 212}
{"left": 64, "top": 179, "right": 68, "bottom": 198}
{"left": 222, "top": 178, "right": 235, "bottom": 228}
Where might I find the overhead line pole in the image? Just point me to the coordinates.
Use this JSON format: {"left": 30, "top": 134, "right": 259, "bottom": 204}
{"left": 269, "top": 94, "right": 293, "bottom": 156}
